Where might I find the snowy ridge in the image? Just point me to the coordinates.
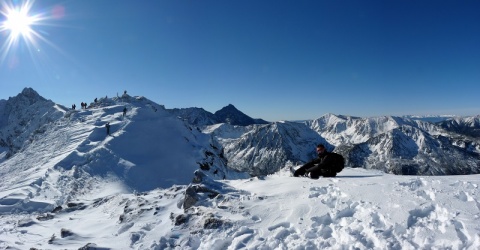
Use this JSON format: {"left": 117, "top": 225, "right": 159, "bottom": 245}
{"left": 0, "top": 88, "right": 479, "bottom": 249}
{"left": 307, "top": 114, "right": 427, "bottom": 145}
{"left": 0, "top": 92, "right": 238, "bottom": 215}
{"left": 403, "top": 114, "right": 457, "bottom": 123}
{"left": 439, "top": 115, "right": 480, "bottom": 138}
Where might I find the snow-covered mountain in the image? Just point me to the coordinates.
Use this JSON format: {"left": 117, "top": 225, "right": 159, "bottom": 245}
{"left": 0, "top": 89, "right": 480, "bottom": 250}
{"left": 168, "top": 104, "right": 269, "bottom": 127}
{"left": 0, "top": 88, "right": 66, "bottom": 161}
{"left": 1, "top": 88, "right": 479, "bottom": 249}
{"left": 203, "top": 121, "right": 328, "bottom": 176}
{"left": 204, "top": 113, "right": 479, "bottom": 176}
{"left": 0, "top": 89, "right": 250, "bottom": 213}
{"left": 167, "top": 107, "right": 219, "bottom": 127}
{"left": 308, "top": 114, "right": 480, "bottom": 175}
{"left": 2, "top": 88, "right": 479, "bottom": 181}
{"left": 402, "top": 114, "right": 457, "bottom": 123}
{"left": 438, "top": 115, "right": 480, "bottom": 138}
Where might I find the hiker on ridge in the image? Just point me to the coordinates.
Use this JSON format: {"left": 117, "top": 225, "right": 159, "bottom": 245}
{"left": 105, "top": 122, "right": 110, "bottom": 135}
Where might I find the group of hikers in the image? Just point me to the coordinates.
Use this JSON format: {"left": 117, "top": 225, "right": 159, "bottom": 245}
{"left": 69, "top": 91, "right": 345, "bottom": 177}
{"left": 72, "top": 91, "right": 129, "bottom": 111}
{"left": 68, "top": 92, "right": 130, "bottom": 136}
{"left": 70, "top": 100, "right": 94, "bottom": 110}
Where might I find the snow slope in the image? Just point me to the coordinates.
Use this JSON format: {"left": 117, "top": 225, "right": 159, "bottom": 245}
{"left": 1, "top": 168, "right": 479, "bottom": 249}
{"left": 0, "top": 94, "right": 212, "bottom": 214}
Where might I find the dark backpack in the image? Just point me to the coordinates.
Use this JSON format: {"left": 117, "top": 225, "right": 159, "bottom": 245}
{"left": 328, "top": 152, "right": 345, "bottom": 173}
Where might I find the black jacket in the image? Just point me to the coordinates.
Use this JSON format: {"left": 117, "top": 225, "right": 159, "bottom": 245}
{"left": 305, "top": 152, "right": 335, "bottom": 173}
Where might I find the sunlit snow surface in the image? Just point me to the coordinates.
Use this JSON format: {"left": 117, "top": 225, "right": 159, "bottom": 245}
{"left": 1, "top": 167, "right": 479, "bottom": 249}
{"left": 0, "top": 95, "right": 479, "bottom": 249}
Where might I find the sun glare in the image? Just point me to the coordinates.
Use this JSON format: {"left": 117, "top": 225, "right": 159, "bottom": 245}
{"left": 4, "top": 7, "right": 35, "bottom": 39}
{"left": 0, "top": 0, "right": 48, "bottom": 63}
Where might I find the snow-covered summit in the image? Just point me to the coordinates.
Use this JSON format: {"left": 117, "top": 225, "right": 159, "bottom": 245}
{"left": 0, "top": 87, "right": 66, "bottom": 160}
{"left": 0, "top": 90, "right": 235, "bottom": 215}
{"left": 0, "top": 88, "right": 479, "bottom": 249}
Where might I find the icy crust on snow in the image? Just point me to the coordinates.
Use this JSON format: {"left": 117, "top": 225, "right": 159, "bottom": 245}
{"left": 1, "top": 168, "right": 479, "bottom": 249}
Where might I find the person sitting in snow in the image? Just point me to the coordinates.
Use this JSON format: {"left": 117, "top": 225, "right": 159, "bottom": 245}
{"left": 292, "top": 144, "right": 337, "bottom": 179}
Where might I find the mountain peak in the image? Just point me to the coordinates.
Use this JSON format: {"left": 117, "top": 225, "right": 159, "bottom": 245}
{"left": 21, "top": 87, "right": 38, "bottom": 95}
{"left": 167, "top": 104, "right": 269, "bottom": 127}
{"left": 214, "top": 104, "right": 268, "bottom": 126}
{"left": 19, "top": 87, "right": 44, "bottom": 101}
{"left": 221, "top": 104, "right": 238, "bottom": 111}
{"left": 7, "top": 87, "right": 47, "bottom": 106}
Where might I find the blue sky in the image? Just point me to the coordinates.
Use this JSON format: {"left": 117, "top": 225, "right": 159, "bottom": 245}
{"left": 1, "top": 0, "right": 479, "bottom": 121}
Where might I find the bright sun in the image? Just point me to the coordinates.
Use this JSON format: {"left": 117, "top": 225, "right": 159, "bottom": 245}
{"left": 1, "top": 0, "right": 40, "bottom": 42}
{"left": 0, "top": 0, "right": 46, "bottom": 63}
{"left": 3, "top": 7, "right": 35, "bottom": 39}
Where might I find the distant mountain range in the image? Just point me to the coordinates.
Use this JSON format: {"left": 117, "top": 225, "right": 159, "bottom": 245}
{"left": 1, "top": 88, "right": 479, "bottom": 178}
{"left": 203, "top": 114, "right": 480, "bottom": 176}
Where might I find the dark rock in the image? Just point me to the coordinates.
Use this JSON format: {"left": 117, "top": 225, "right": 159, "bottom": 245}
{"left": 37, "top": 213, "right": 54, "bottom": 221}
{"left": 61, "top": 228, "right": 74, "bottom": 238}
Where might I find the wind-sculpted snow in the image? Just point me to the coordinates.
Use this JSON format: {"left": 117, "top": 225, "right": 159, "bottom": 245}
{"left": 2, "top": 168, "right": 479, "bottom": 249}
{"left": 177, "top": 168, "right": 480, "bottom": 249}
{"left": 0, "top": 94, "right": 229, "bottom": 215}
